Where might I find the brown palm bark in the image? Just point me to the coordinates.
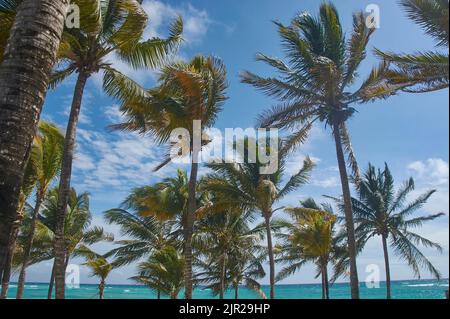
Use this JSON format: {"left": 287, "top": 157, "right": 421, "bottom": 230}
{"left": 16, "top": 192, "right": 44, "bottom": 298}
{"left": 53, "top": 71, "right": 89, "bottom": 299}
{"left": 382, "top": 235, "right": 392, "bottom": 299}
{"left": 332, "top": 123, "right": 360, "bottom": 299}
{"left": 264, "top": 214, "right": 275, "bottom": 299}
{"left": 0, "top": 0, "right": 69, "bottom": 282}
{"left": 184, "top": 158, "right": 199, "bottom": 299}
{"left": 99, "top": 280, "right": 105, "bottom": 299}
{"left": 47, "top": 263, "right": 55, "bottom": 299}
{"left": 0, "top": 212, "right": 22, "bottom": 298}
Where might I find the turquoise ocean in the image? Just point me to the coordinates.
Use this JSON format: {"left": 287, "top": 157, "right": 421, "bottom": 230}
{"left": 6, "top": 279, "right": 448, "bottom": 299}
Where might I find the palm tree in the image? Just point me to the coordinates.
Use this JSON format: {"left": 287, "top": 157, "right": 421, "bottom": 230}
{"left": 48, "top": 1, "right": 183, "bottom": 299}
{"left": 112, "top": 56, "right": 228, "bottom": 299}
{"left": 14, "top": 187, "right": 113, "bottom": 298}
{"left": 194, "top": 209, "right": 266, "bottom": 299}
{"left": 76, "top": 246, "right": 114, "bottom": 300}
{"left": 375, "top": 0, "right": 449, "bottom": 93}
{"left": 340, "top": 163, "right": 444, "bottom": 299}
{"left": 240, "top": 3, "right": 401, "bottom": 298}
{"left": 0, "top": 140, "right": 39, "bottom": 298}
{"left": 104, "top": 208, "right": 179, "bottom": 268}
{"left": 15, "top": 122, "right": 64, "bottom": 298}
{"left": 130, "top": 246, "right": 184, "bottom": 299}
{"left": 202, "top": 139, "right": 314, "bottom": 299}
{"left": 0, "top": 0, "right": 69, "bottom": 283}
{"left": 276, "top": 198, "right": 345, "bottom": 299}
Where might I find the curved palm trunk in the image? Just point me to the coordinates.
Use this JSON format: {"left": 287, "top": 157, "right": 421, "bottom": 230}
{"left": 0, "top": 214, "right": 22, "bottom": 299}
{"left": 264, "top": 215, "right": 275, "bottom": 299}
{"left": 16, "top": 192, "right": 44, "bottom": 299}
{"left": 0, "top": 0, "right": 69, "bottom": 281}
{"left": 53, "top": 71, "right": 89, "bottom": 299}
{"left": 382, "top": 235, "right": 391, "bottom": 299}
{"left": 184, "top": 157, "right": 199, "bottom": 299}
{"left": 332, "top": 123, "right": 360, "bottom": 299}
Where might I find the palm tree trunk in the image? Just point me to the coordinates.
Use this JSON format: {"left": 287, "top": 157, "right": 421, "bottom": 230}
{"left": 324, "top": 265, "right": 330, "bottom": 300}
{"left": 219, "top": 256, "right": 226, "bottom": 299}
{"left": 53, "top": 71, "right": 89, "bottom": 299}
{"left": 99, "top": 280, "right": 105, "bottom": 300}
{"left": 184, "top": 156, "right": 199, "bottom": 299}
{"left": 47, "top": 263, "right": 55, "bottom": 299}
{"left": 0, "top": 0, "right": 69, "bottom": 282}
{"left": 321, "top": 265, "right": 326, "bottom": 299}
{"left": 234, "top": 283, "right": 239, "bottom": 300}
{"left": 332, "top": 123, "right": 360, "bottom": 299}
{"left": 0, "top": 214, "right": 22, "bottom": 299}
{"left": 382, "top": 235, "right": 391, "bottom": 299}
{"left": 16, "top": 192, "right": 44, "bottom": 299}
{"left": 264, "top": 215, "right": 275, "bottom": 299}
{"left": 157, "top": 289, "right": 161, "bottom": 300}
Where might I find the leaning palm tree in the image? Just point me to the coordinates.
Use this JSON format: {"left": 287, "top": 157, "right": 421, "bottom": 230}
{"left": 335, "top": 163, "right": 444, "bottom": 299}
{"left": 130, "top": 246, "right": 184, "bottom": 299}
{"left": 111, "top": 56, "right": 228, "bottom": 299}
{"left": 240, "top": 3, "right": 400, "bottom": 298}
{"left": 16, "top": 122, "right": 64, "bottom": 299}
{"left": 0, "top": 0, "right": 68, "bottom": 282}
{"left": 47, "top": 1, "right": 183, "bottom": 299}
{"left": 202, "top": 139, "right": 314, "bottom": 299}
{"left": 276, "top": 199, "right": 346, "bottom": 299}
{"left": 376, "top": 0, "right": 449, "bottom": 93}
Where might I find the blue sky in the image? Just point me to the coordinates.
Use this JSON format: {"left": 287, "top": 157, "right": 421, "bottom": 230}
{"left": 21, "top": 0, "right": 449, "bottom": 287}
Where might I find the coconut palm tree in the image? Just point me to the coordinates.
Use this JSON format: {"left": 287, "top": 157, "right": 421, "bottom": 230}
{"left": 13, "top": 187, "right": 113, "bottom": 298}
{"left": 111, "top": 56, "right": 228, "bottom": 299}
{"left": 375, "top": 0, "right": 449, "bottom": 93}
{"left": 130, "top": 246, "right": 184, "bottom": 299}
{"left": 15, "top": 122, "right": 64, "bottom": 298}
{"left": 75, "top": 246, "right": 114, "bottom": 300}
{"left": 276, "top": 198, "right": 346, "bottom": 299}
{"left": 337, "top": 163, "right": 444, "bottom": 299}
{"left": 194, "top": 209, "right": 266, "bottom": 299}
{"left": 202, "top": 139, "right": 314, "bottom": 299}
{"left": 48, "top": 1, "right": 183, "bottom": 299}
{"left": 0, "top": 0, "right": 69, "bottom": 282}
{"left": 240, "top": 3, "right": 401, "bottom": 298}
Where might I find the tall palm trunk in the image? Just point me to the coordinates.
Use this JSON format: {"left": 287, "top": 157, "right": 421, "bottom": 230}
{"left": 382, "top": 235, "right": 391, "bottom": 299}
{"left": 16, "top": 192, "right": 44, "bottom": 298}
{"left": 53, "top": 71, "right": 89, "bottom": 299}
{"left": 264, "top": 214, "right": 275, "bottom": 299}
{"left": 184, "top": 157, "right": 199, "bottom": 299}
{"left": 0, "top": 0, "right": 69, "bottom": 281}
{"left": 332, "top": 122, "right": 360, "bottom": 299}
{"left": 234, "top": 283, "right": 239, "bottom": 300}
{"left": 324, "top": 265, "right": 330, "bottom": 300}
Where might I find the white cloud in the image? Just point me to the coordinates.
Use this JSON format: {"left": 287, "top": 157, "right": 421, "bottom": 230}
{"left": 408, "top": 158, "right": 449, "bottom": 186}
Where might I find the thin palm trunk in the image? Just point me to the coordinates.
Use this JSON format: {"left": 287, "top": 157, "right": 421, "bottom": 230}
{"left": 47, "top": 263, "right": 55, "bottom": 299}
{"left": 0, "top": 0, "right": 69, "bottom": 281}
{"left": 382, "top": 235, "right": 392, "bottom": 299}
{"left": 16, "top": 193, "right": 44, "bottom": 298}
{"left": 219, "top": 255, "right": 226, "bottom": 299}
{"left": 332, "top": 123, "right": 360, "bottom": 299}
{"left": 234, "top": 283, "right": 239, "bottom": 300}
{"left": 53, "top": 71, "right": 89, "bottom": 299}
{"left": 0, "top": 215, "right": 21, "bottom": 299}
{"left": 321, "top": 270, "right": 326, "bottom": 299}
{"left": 324, "top": 265, "right": 330, "bottom": 299}
{"left": 264, "top": 215, "right": 275, "bottom": 299}
{"left": 184, "top": 156, "right": 199, "bottom": 299}
{"left": 157, "top": 289, "right": 161, "bottom": 299}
